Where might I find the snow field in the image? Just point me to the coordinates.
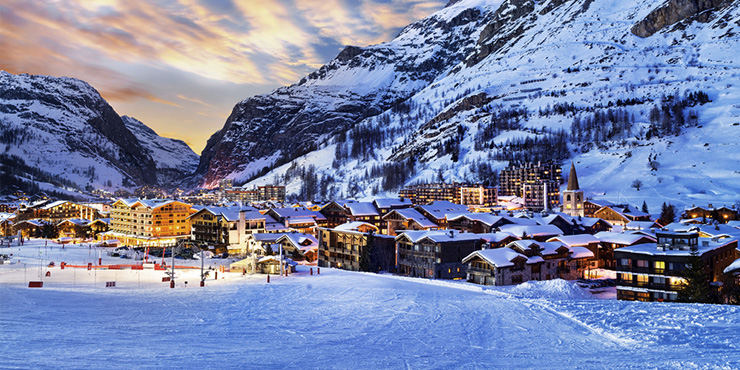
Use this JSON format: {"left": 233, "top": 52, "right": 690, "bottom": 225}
{"left": 2, "top": 240, "right": 740, "bottom": 369}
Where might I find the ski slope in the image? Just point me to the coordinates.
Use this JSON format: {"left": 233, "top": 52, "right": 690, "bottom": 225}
{"left": 1, "top": 239, "right": 739, "bottom": 369}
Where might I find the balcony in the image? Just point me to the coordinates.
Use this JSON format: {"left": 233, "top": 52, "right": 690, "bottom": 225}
{"left": 466, "top": 266, "right": 492, "bottom": 275}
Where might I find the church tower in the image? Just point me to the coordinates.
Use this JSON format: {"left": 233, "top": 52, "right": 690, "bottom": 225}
{"left": 563, "top": 162, "right": 584, "bottom": 217}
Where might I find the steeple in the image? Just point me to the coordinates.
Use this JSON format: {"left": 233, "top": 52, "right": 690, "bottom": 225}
{"left": 567, "top": 162, "right": 580, "bottom": 191}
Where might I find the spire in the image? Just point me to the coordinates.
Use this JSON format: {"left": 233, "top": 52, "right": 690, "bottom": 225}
{"left": 567, "top": 162, "right": 580, "bottom": 191}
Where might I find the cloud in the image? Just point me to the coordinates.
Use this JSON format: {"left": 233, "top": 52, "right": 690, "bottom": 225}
{"left": 2, "top": 0, "right": 446, "bottom": 152}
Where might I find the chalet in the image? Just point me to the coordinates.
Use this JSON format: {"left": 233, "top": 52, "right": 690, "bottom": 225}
{"left": 623, "top": 221, "right": 662, "bottom": 231}
{"left": 396, "top": 230, "right": 484, "bottom": 279}
{"left": 583, "top": 200, "right": 617, "bottom": 218}
{"left": 447, "top": 213, "right": 513, "bottom": 234}
{"left": 415, "top": 201, "right": 468, "bottom": 229}
{"left": 527, "top": 213, "right": 577, "bottom": 235}
{"left": 463, "top": 248, "right": 541, "bottom": 285}
{"left": 615, "top": 230, "right": 738, "bottom": 302}
{"left": 593, "top": 231, "right": 657, "bottom": 269}
{"left": 497, "top": 224, "right": 563, "bottom": 242}
{"left": 57, "top": 219, "right": 92, "bottom": 239}
{"left": 317, "top": 222, "right": 396, "bottom": 272}
{"left": 573, "top": 217, "right": 612, "bottom": 234}
{"left": 266, "top": 207, "right": 327, "bottom": 233}
{"left": 244, "top": 232, "right": 318, "bottom": 259}
{"left": 546, "top": 234, "right": 601, "bottom": 268}
{"left": 345, "top": 202, "right": 382, "bottom": 229}
{"left": 319, "top": 201, "right": 349, "bottom": 228}
{"left": 463, "top": 239, "right": 595, "bottom": 285}
{"left": 683, "top": 204, "right": 738, "bottom": 223}
{"left": 37, "top": 201, "right": 101, "bottom": 223}
{"left": 0, "top": 215, "right": 16, "bottom": 237}
{"left": 188, "top": 206, "right": 267, "bottom": 251}
{"left": 382, "top": 208, "right": 438, "bottom": 236}
{"left": 12, "top": 219, "right": 51, "bottom": 238}
{"left": 593, "top": 204, "right": 651, "bottom": 227}
{"left": 475, "top": 232, "right": 520, "bottom": 249}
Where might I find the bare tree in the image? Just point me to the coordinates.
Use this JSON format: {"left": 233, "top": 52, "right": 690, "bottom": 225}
{"left": 631, "top": 179, "right": 643, "bottom": 191}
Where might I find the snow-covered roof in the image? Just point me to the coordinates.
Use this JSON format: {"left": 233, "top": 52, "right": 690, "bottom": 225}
{"left": 335, "top": 221, "right": 378, "bottom": 232}
{"left": 617, "top": 238, "right": 737, "bottom": 257}
{"left": 497, "top": 224, "right": 563, "bottom": 238}
{"left": 503, "top": 216, "right": 538, "bottom": 226}
{"left": 41, "top": 200, "right": 69, "bottom": 210}
{"left": 727, "top": 221, "right": 740, "bottom": 229}
{"left": 389, "top": 208, "right": 437, "bottom": 228}
{"left": 475, "top": 232, "right": 518, "bottom": 243}
{"left": 575, "top": 217, "right": 611, "bottom": 228}
{"left": 286, "top": 217, "right": 317, "bottom": 226}
{"left": 724, "top": 258, "right": 740, "bottom": 274}
{"left": 529, "top": 213, "right": 573, "bottom": 226}
{"left": 416, "top": 201, "right": 468, "bottom": 220}
{"left": 447, "top": 212, "right": 505, "bottom": 227}
{"left": 594, "top": 231, "right": 656, "bottom": 245}
{"left": 276, "top": 233, "right": 319, "bottom": 251}
{"left": 569, "top": 246, "right": 594, "bottom": 259}
{"left": 396, "top": 230, "right": 481, "bottom": 244}
{"left": 57, "top": 218, "right": 91, "bottom": 226}
{"left": 373, "top": 198, "right": 412, "bottom": 209}
{"left": 423, "top": 231, "right": 483, "bottom": 243}
{"left": 624, "top": 221, "right": 660, "bottom": 230}
{"left": 462, "top": 248, "right": 527, "bottom": 267}
{"left": 346, "top": 202, "right": 380, "bottom": 217}
{"left": 547, "top": 234, "right": 600, "bottom": 247}
{"left": 265, "top": 222, "right": 289, "bottom": 232}
{"left": 271, "top": 207, "right": 327, "bottom": 221}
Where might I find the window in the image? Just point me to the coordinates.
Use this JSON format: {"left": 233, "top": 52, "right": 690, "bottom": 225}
{"left": 636, "top": 275, "right": 649, "bottom": 286}
{"left": 636, "top": 260, "right": 648, "bottom": 268}
{"left": 654, "top": 261, "right": 665, "bottom": 272}
{"left": 620, "top": 258, "right": 631, "bottom": 266}
{"left": 512, "top": 275, "right": 523, "bottom": 284}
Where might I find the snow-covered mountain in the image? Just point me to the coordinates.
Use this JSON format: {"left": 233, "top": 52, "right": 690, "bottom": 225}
{"left": 121, "top": 116, "right": 199, "bottom": 188}
{"left": 198, "top": 0, "right": 740, "bottom": 210}
{"left": 0, "top": 72, "right": 198, "bottom": 194}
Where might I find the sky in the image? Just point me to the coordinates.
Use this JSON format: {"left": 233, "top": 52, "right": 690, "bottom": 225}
{"left": 0, "top": 0, "right": 446, "bottom": 153}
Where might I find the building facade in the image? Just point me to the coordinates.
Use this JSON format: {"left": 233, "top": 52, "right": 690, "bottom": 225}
{"left": 615, "top": 230, "right": 738, "bottom": 302}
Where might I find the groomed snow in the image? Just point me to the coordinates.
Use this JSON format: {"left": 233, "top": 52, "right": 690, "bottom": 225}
{"left": 1, "top": 239, "right": 739, "bottom": 368}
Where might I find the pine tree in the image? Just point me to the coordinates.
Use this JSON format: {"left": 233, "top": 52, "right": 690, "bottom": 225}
{"left": 359, "top": 231, "right": 376, "bottom": 272}
{"left": 676, "top": 245, "right": 715, "bottom": 303}
{"left": 659, "top": 202, "right": 676, "bottom": 226}
{"left": 641, "top": 201, "right": 649, "bottom": 214}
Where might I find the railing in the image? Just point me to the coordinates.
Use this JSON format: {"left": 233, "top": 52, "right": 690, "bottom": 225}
{"left": 466, "top": 266, "right": 492, "bottom": 275}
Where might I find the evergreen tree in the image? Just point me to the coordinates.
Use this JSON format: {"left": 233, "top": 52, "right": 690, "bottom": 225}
{"left": 641, "top": 201, "right": 649, "bottom": 214}
{"left": 659, "top": 202, "right": 676, "bottom": 226}
{"left": 676, "top": 245, "right": 715, "bottom": 303}
{"left": 359, "top": 231, "right": 376, "bottom": 272}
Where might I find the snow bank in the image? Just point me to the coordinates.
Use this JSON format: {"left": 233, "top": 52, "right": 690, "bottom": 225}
{"left": 503, "top": 279, "right": 593, "bottom": 300}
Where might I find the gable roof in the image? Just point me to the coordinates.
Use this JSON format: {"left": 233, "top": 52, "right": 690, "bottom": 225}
{"left": 335, "top": 222, "right": 379, "bottom": 232}
{"left": 497, "top": 224, "right": 563, "bottom": 238}
{"left": 346, "top": 202, "right": 380, "bottom": 217}
{"left": 416, "top": 201, "right": 469, "bottom": 220}
{"left": 594, "top": 231, "right": 656, "bottom": 245}
{"left": 373, "top": 198, "right": 412, "bottom": 209}
{"left": 447, "top": 213, "right": 507, "bottom": 227}
{"left": 547, "top": 234, "right": 600, "bottom": 247}
{"left": 462, "top": 248, "right": 528, "bottom": 267}
{"left": 385, "top": 208, "right": 438, "bottom": 228}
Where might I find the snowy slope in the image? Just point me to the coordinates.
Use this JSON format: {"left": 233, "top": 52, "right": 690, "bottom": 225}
{"left": 122, "top": 116, "right": 199, "bottom": 187}
{"left": 0, "top": 72, "right": 197, "bottom": 193}
{"left": 223, "top": 0, "right": 740, "bottom": 211}
{"left": 1, "top": 239, "right": 739, "bottom": 369}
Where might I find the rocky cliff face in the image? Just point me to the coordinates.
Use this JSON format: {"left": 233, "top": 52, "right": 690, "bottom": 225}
{"left": 631, "top": 0, "right": 733, "bottom": 37}
{"left": 0, "top": 72, "right": 196, "bottom": 193}
{"left": 202, "top": 0, "right": 740, "bottom": 208}
{"left": 195, "top": 3, "right": 493, "bottom": 187}
{"left": 122, "top": 116, "right": 199, "bottom": 188}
